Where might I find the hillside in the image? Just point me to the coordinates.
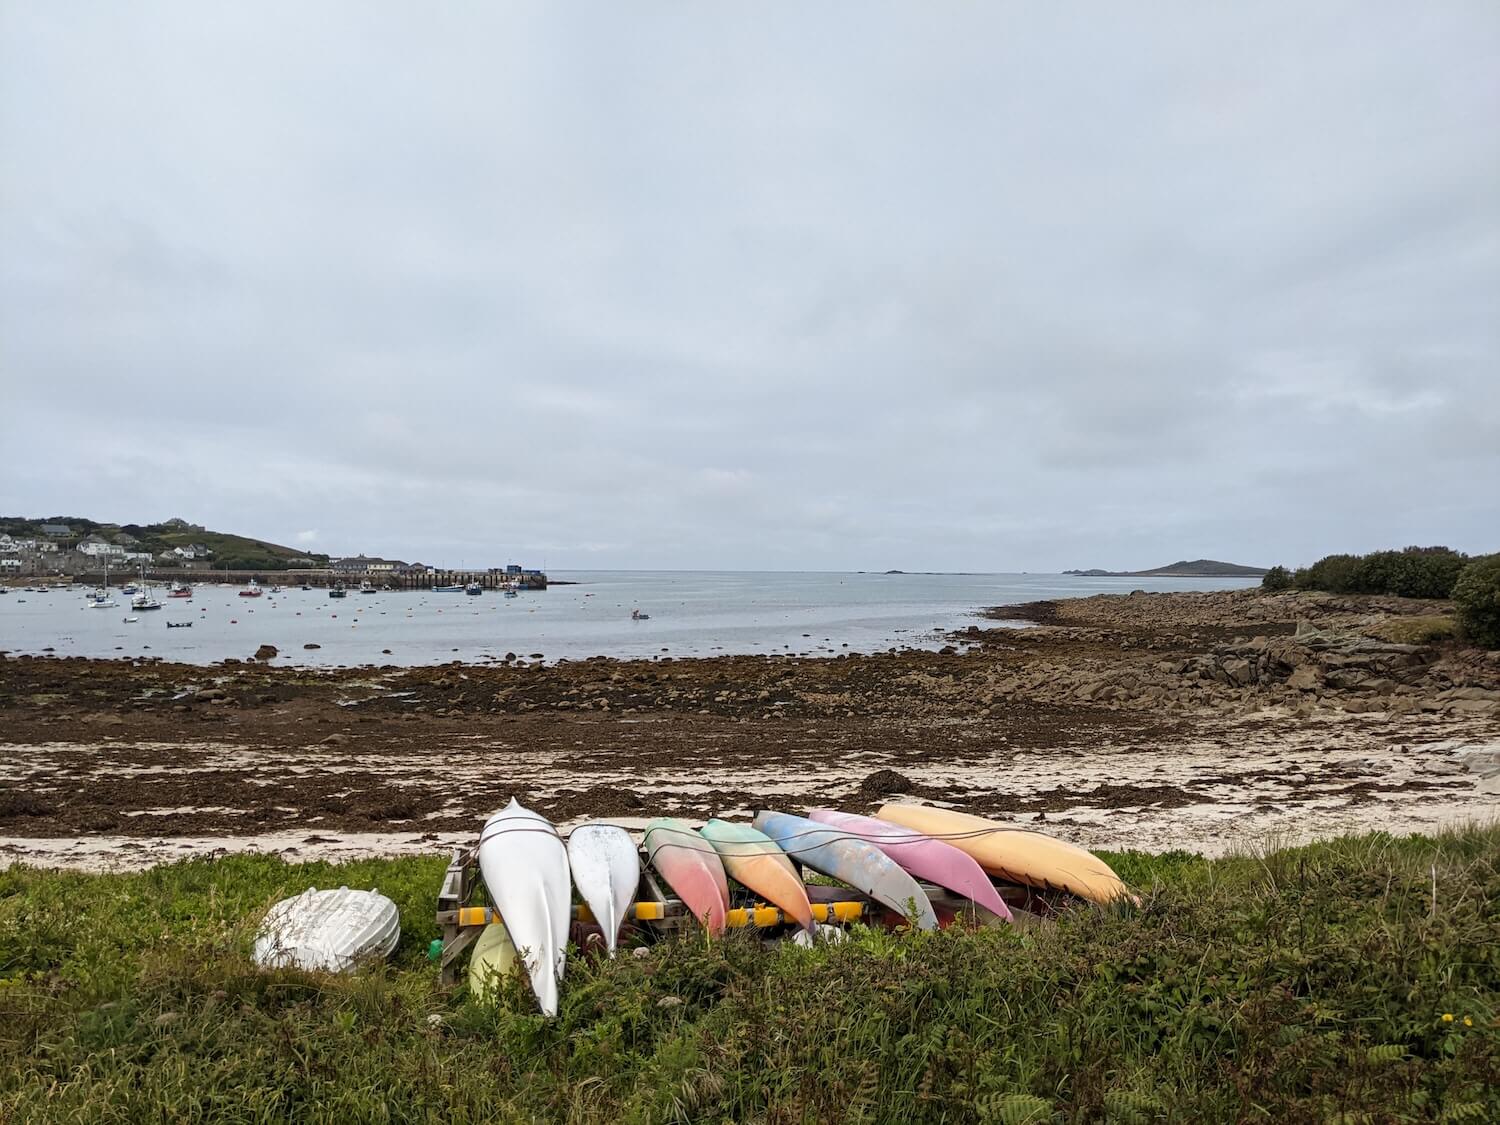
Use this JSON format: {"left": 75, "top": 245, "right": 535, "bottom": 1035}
{"left": 1066, "top": 559, "right": 1268, "bottom": 577}
{"left": 0, "top": 516, "right": 330, "bottom": 571}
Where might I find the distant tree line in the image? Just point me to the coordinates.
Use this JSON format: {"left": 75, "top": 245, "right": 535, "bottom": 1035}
{"left": 1261, "top": 546, "right": 1500, "bottom": 648}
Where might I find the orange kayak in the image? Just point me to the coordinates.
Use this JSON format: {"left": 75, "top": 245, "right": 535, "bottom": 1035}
{"left": 700, "top": 819, "right": 814, "bottom": 932}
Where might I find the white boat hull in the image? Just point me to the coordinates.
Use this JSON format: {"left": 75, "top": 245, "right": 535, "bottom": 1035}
{"left": 252, "top": 886, "right": 400, "bottom": 972}
{"left": 566, "top": 824, "right": 639, "bottom": 956}
{"left": 478, "top": 798, "right": 571, "bottom": 1016}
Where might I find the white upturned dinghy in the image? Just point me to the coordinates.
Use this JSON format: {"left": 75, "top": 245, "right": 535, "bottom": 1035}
{"left": 252, "top": 886, "right": 400, "bottom": 972}
{"left": 478, "top": 799, "right": 572, "bottom": 1016}
{"left": 566, "top": 823, "right": 640, "bottom": 956}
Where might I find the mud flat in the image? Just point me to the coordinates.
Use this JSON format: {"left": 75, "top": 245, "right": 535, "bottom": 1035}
{"left": 2, "top": 589, "right": 1496, "bottom": 870}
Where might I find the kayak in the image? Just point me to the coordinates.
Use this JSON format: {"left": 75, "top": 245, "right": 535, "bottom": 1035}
{"left": 752, "top": 811, "right": 937, "bottom": 931}
{"left": 468, "top": 922, "right": 518, "bottom": 1003}
{"left": 700, "top": 818, "right": 814, "bottom": 932}
{"left": 478, "top": 799, "right": 571, "bottom": 1016}
{"left": 875, "top": 803, "right": 1132, "bottom": 905}
{"left": 566, "top": 823, "right": 640, "bottom": 956}
{"left": 808, "top": 808, "right": 1012, "bottom": 921}
{"left": 643, "top": 818, "right": 728, "bottom": 935}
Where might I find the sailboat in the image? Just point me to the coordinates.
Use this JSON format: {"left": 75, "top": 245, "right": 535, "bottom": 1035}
{"left": 88, "top": 561, "right": 116, "bottom": 608}
{"left": 131, "top": 563, "right": 162, "bottom": 611}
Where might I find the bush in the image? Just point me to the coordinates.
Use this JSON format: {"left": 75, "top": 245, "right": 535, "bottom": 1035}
{"left": 1454, "top": 555, "right": 1500, "bottom": 649}
{"left": 1294, "top": 547, "right": 1469, "bottom": 599}
{"left": 1260, "top": 565, "right": 1292, "bottom": 592}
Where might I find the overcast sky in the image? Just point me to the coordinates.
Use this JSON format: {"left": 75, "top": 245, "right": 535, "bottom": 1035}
{"left": 2, "top": 3, "right": 1496, "bottom": 572}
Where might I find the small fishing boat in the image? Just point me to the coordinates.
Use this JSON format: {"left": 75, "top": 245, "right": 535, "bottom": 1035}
{"left": 299, "top": 584, "right": 312, "bottom": 591}
{"left": 166, "top": 621, "right": 193, "bottom": 628}
{"left": 358, "top": 581, "right": 376, "bottom": 594}
{"left": 328, "top": 583, "right": 348, "bottom": 598}
{"left": 88, "top": 595, "right": 116, "bottom": 608}
{"left": 504, "top": 589, "right": 519, "bottom": 598}
{"left": 122, "top": 616, "right": 139, "bottom": 623}
{"left": 252, "top": 886, "right": 400, "bottom": 972}
{"left": 432, "top": 584, "right": 464, "bottom": 593}
{"left": 168, "top": 582, "right": 192, "bottom": 598}
{"left": 465, "top": 582, "right": 483, "bottom": 595}
{"left": 120, "top": 582, "right": 139, "bottom": 596}
{"left": 643, "top": 818, "right": 729, "bottom": 935}
{"left": 631, "top": 609, "right": 650, "bottom": 620}
{"left": 875, "top": 803, "right": 1132, "bottom": 905}
{"left": 269, "top": 585, "right": 283, "bottom": 594}
{"left": 238, "top": 579, "right": 263, "bottom": 598}
{"left": 477, "top": 800, "right": 571, "bottom": 1016}
{"left": 566, "top": 824, "right": 640, "bottom": 956}
{"left": 701, "top": 819, "right": 814, "bottom": 932}
{"left": 753, "top": 810, "right": 938, "bottom": 930}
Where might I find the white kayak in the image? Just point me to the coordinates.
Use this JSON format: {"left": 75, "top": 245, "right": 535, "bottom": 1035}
{"left": 566, "top": 823, "right": 640, "bottom": 956}
{"left": 478, "top": 798, "right": 572, "bottom": 1016}
{"left": 252, "top": 886, "right": 400, "bottom": 972}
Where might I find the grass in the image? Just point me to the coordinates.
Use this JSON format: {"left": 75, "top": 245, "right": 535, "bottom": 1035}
{"left": 1368, "top": 615, "right": 1460, "bottom": 645}
{"left": 2, "top": 828, "right": 1497, "bottom": 1123}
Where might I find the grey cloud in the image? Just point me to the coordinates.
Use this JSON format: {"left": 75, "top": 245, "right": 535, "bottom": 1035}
{"left": 2, "top": 1, "right": 1497, "bottom": 572}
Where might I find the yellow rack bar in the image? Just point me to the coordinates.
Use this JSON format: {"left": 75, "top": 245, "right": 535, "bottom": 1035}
{"left": 454, "top": 899, "right": 864, "bottom": 929}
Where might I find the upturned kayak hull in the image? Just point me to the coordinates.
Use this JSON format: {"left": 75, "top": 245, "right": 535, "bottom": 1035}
{"left": 808, "top": 808, "right": 1012, "bottom": 921}
{"left": 468, "top": 922, "right": 518, "bottom": 1003}
{"left": 478, "top": 799, "right": 572, "bottom": 1016}
{"left": 566, "top": 823, "right": 640, "bottom": 956}
{"left": 752, "top": 811, "right": 937, "bottom": 930}
{"left": 700, "top": 819, "right": 814, "bottom": 931}
{"left": 875, "top": 803, "right": 1131, "bottom": 905}
{"left": 643, "top": 818, "right": 729, "bottom": 935}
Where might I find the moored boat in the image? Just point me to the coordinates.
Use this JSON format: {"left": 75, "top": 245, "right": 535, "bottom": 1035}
{"left": 358, "top": 580, "right": 376, "bottom": 594}
{"left": 477, "top": 799, "right": 571, "bottom": 1016}
{"left": 238, "top": 579, "right": 263, "bottom": 598}
{"left": 432, "top": 584, "right": 464, "bottom": 593}
{"left": 465, "top": 581, "right": 483, "bottom": 595}
{"left": 168, "top": 582, "right": 192, "bottom": 598}
{"left": 328, "top": 582, "right": 348, "bottom": 598}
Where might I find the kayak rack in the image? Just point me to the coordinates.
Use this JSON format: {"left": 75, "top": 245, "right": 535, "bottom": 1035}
{"left": 433, "top": 845, "right": 1033, "bottom": 986}
{"left": 434, "top": 844, "right": 872, "bottom": 986}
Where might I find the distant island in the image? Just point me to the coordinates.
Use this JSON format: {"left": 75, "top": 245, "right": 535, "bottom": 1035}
{"left": 1064, "top": 559, "right": 1268, "bottom": 578}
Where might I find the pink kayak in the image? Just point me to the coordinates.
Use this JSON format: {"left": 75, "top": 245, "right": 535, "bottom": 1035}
{"left": 807, "top": 809, "right": 1013, "bottom": 921}
{"left": 643, "top": 817, "right": 729, "bottom": 935}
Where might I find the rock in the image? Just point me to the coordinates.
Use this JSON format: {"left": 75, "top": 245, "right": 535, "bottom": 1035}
{"left": 1287, "top": 667, "right": 1320, "bottom": 692}
{"left": 1221, "top": 657, "right": 1254, "bottom": 686}
{"left": 303, "top": 643, "right": 321, "bottom": 650}
{"left": 253, "top": 644, "right": 278, "bottom": 661}
{"left": 857, "top": 769, "right": 916, "bottom": 798}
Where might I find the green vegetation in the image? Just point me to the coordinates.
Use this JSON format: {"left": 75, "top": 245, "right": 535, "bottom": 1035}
{"left": 3, "top": 828, "right": 1497, "bottom": 1122}
{"left": 0, "top": 516, "right": 329, "bottom": 571}
{"left": 1453, "top": 554, "right": 1500, "bottom": 649}
{"left": 1259, "top": 564, "right": 1292, "bottom": 592}
{"left": 1285, "top": 546, "right": 1471, "bottom": 599}
{"left": 1369, "top": 614, "right": 1460, "bottom": 645}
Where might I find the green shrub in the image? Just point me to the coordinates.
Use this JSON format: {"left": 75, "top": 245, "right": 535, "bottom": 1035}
{"left": 1294, "top": 547, "right": 1468, "bottom": 599}
{"left": 1261, "top": 565, "right": 1292, "bottom": 592}
{"left": 1453, "top": 555, "right": 1500, "bottom": 649}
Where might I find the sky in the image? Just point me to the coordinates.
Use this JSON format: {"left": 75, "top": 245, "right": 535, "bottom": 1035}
{"left": 2, "top": 3, "right": 1497, "bottom": 572}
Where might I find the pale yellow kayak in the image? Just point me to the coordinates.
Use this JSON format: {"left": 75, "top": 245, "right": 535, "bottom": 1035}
{"left": 468, "top": 922, "right": 518, "bottom": 1003}
{"left": 875, "top": 803, "right": 1132, "bottom": 905}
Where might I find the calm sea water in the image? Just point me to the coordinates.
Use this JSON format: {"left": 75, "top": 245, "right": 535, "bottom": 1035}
{"left": 0, "top": 571, "right": 1260, "bottom": 667}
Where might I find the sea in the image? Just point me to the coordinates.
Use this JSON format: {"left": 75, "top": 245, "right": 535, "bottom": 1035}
{"left": 0, "top": 571, "right": 1261, "bottom": 667}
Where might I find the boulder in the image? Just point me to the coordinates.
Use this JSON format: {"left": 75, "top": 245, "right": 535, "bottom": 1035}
{"left": 1287, "top": 667, "right": 1320, "bottom": 692}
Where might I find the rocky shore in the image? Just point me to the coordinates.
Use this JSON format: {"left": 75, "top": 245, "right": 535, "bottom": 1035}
{"left": 2, "top": 589, "right": 1495, "bottom": 868}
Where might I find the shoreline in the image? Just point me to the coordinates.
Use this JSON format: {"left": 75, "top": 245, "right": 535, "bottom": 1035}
{"left": 3, "top": 588, "right": 1496, "bottom": 870}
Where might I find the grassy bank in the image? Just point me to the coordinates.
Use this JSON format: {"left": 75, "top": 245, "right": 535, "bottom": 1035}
{"left": 2, "top": 830, "right": 1497, "bottom": 1123}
